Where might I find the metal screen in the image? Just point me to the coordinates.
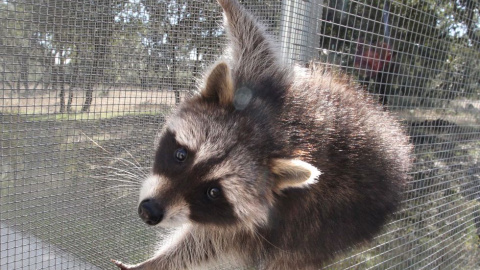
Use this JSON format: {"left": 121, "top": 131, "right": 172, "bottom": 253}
{"left": 1, "top": 0, "right": 479, "bottom": 269}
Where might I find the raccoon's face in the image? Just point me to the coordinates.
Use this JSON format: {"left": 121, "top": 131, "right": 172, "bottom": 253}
{"left": 137, "top": 62, "right": 320, "bottom": 230}
{"left": 139, "top": 105, "right": 270, "bottom": 229}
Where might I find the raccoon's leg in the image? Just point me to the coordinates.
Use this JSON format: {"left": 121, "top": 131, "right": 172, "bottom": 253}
{"left": 259, "top": 252, "right": 319, "bottom": 270}
{"left": 261, "top": 259, "right": 317, "bottom": 270}
{"left": 113, "top": 226, "right": 239, "bottom": 270}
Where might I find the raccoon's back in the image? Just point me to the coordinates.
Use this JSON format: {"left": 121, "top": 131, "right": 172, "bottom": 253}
{"left": 266, "top": 67, "right": 412, "bottom": 265}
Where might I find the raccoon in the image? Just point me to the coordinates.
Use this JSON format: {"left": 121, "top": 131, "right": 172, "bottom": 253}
{"left": 113, "top": 0, "right": 412, "bottom": 269}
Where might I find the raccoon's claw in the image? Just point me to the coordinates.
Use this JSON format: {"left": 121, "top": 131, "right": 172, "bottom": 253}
{"left": 111, "top": 259, "right": 138, "bottom": 270}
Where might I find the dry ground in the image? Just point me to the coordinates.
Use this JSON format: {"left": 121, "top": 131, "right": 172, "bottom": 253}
{"left": 1, "top": 86, "right": 189, "bottom": 116}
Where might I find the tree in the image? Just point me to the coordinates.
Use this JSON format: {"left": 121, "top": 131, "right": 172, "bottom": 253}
{"left": 319, "top": 0, "right": 480, "bottom": 106}
{"left": 140, "top": 0, "right": 223, "bottom": 103}
{"left": 0, "top": 1, "right": 49, "bottom": 94}
{"left": 11, "top": 0, "right": 127, "bottom": 112}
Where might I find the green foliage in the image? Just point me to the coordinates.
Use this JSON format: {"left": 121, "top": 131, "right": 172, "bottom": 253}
{"left": 2, "top": 0, "right": 478, "bottom": 107}
{"left": 1, "top": 0, "right": 225, "bottom": 110}
{"left": 320, "top": 0, "right": 480, "bottom": 105}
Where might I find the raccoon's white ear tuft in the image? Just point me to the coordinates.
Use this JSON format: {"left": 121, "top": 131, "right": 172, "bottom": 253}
{"left": 271, "top": 159, "right": 321, "bottom": 190}
{"left": 202, "top": 61, "right": 234, "bottom": 106}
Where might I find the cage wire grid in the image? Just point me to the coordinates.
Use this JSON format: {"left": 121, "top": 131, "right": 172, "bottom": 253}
{"left": 1, "top": 0, "right": 480, "bottom": 269}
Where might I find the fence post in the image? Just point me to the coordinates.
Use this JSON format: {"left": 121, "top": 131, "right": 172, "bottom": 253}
{"left": 279, "top": 0, "right": 322, "bottom": 64}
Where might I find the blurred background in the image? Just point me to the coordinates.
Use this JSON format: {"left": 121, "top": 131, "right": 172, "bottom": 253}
{"left": 1, "top": 0, "right": 479, "bottom": 269}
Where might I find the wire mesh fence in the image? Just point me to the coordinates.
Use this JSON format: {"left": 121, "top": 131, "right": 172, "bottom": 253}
{"left": 1, "top": 0, "right": 479, "bottom": 269}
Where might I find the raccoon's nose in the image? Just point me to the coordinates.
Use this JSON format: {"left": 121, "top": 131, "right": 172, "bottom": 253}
{"left": 138, "top": 199, "right": 164, "bottom": 226}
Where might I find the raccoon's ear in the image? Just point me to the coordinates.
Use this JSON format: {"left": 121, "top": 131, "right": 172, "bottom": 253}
{"left": 217, "top": 0, "right": 290, "bottom": 103}
{"left": 270, "top": 159, "right": 321, "bottom": 190}
{"left": 202, "top": 61, "right": 234, "bottom": 106}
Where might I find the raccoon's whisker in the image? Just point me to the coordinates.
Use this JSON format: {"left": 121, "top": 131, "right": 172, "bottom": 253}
{"left": 80, "top": 134, "right": 148, "bottom": 177}
{"left": 92, "top": 184, "right": 139, "bottom": 196}
{"left": 91, "top": 175, "right": 141, "bottom": 186}
{"left": 252, "top": 228, "right": 292, "bottom": 254}
{"left": 91, "top": 172, "right": 141, "bottom": 182}
{"left": 105, "top": 192, "right": 136, "bottom": 207}
{"left": 112, "top": 157, "right": 148, "bottom": 177}
{"left": 96, "top": 165, "right": 144, "bottom": 179}
{"left": 102, "top": 176, "right": 141, "bottom": 186}
{"left": 95, "top": 157, "right": 149, "bottom": 177}
{"left": 85, "top": 161, "right": 139, "bottom": 183}
{"left": 111, "top": 172, "right": 143, "bottom": 182}
{"left": 104, "top": 184, "right": 139, "bottom": 190}
{"left": 99, "top": 165, "right": 146, "bottom": 177}
{"left": 109, "top": 166, "right": 146, "bottom": 178}
{"left": 122, "top": 147, "right": 145, "bottom": 171}
{"left": 81, "top": 131, "right": 112, "bottom": 155}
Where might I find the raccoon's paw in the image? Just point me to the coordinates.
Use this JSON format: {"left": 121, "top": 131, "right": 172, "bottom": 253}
{"left": 111, "top": 259, "right": 144, "bottom": 270}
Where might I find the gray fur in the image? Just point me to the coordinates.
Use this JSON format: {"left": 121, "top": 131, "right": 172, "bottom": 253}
{"left": 114, "top": 0, "right": 412, "bottom": 269}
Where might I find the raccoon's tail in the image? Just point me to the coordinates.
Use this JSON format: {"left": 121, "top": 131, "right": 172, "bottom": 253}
{"left": 217, "top": 0, "right": 291, "bottom": 101}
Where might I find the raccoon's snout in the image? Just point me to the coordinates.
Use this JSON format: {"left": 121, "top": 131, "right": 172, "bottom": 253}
{"left": 138, "top": 199, "right": 164, "bottom": 226}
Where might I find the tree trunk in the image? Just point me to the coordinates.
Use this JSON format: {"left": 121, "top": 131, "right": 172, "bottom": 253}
{"left": 81, "top": 42, "right": 109, "bottom": 112}
{"left": 82, "top": 83, "right": 94, "bottom": 112}
{"left": 59, "top": 78, "right": 66, "bottom": 113}
{"left": 67, "top": 86, "right": 74, "bottom": 112}
{"left": 20, "top": 56, "right": 29, "bottom": 93}
{"left": 171, "top": 30, "right": 180, "bottom": 104}
{"left": 56, "top": 50, "right": 67, "bottom": 113}
{"left": 81, "top": 12, "right": 113, "bottom": 112}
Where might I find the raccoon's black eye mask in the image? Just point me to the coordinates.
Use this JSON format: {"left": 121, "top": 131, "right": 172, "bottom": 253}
{"left": 153, "top": 130, "right": 196, "bottom": 176}
{"left": 187, "top": 180, "right": 236, "bottom": 225}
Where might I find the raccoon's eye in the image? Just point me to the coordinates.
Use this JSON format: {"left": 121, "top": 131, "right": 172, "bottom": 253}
{"left": 207, "top": 187, "right": 221, "bottom": 200}
{"left": 174, "top": 148, "right": 188, "bottom": 162}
